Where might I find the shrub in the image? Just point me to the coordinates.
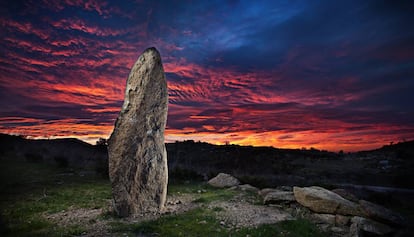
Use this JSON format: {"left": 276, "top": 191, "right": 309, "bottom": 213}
{"left": 54, "top": 156, "right": 69, "bottom": 168}
{"left": 24, "top": 152, "right": 43, "bottom": 163}
{"left": 169, "top": 167, "right": 203, "bottom": 182}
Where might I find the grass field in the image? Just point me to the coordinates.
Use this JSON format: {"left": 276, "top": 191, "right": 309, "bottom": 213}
{"left": 0, "top": 159, "right": 327, "bottom": 237}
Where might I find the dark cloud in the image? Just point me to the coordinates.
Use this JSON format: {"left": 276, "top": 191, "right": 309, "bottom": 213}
{"left": 0, "top": 0, "right": 413, "bottom": 150}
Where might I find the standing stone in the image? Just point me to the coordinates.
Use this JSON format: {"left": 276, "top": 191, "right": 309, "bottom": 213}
{"left": 108, "top": 47, "right": 168, "bottom": 217}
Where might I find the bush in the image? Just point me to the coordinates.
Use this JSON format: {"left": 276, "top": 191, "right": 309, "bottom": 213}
{"left": 238, "top": 175, "right": 270, "bottom": 188}
{"left": 24, "top": 153, "right": 43, "bottom": 163}
{"left": 95, "top": 158, "right": 109, "bottom": 178}
{"left": 169, "top": 167, "right": 203, "bottom": 182}
{"left": 54, "top": 156, "right": 69, "bottom": 168}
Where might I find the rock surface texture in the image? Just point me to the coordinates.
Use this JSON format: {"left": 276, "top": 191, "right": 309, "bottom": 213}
{"left": 293, "top": 186, "right": 362, "bottom": 216}
{"left": 208, "top": 173, "right": 240, "bottom": 188}
{"left": 108, "top": 47, "right": 168, "bottom": 217}
{"left": 359, "top": 200, "right": 405, "bottom": 226}
{"left": 263, "top": 191, "right": 295, "bottom": 204}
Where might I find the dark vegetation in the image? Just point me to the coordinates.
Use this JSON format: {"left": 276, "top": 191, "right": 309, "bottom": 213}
{"left": 0, "top": 161, "right": 328, "bottom": 236}
{"left": 0, "top": 134, "right": 109, "bottom": 177}
{"left": 167, "top": 139, "right": 414, "bottom": 189}
{"left": 0, "top": 144, "right": 327, "bottom": 236}
{"left": 0, "top": 158, "right": 111, "bottom": 236}
{"left": 1, "top": 133, "right": 413, "bottom": 235}
{"left": 1, "top": 133, "right": 413, "bottom": 189}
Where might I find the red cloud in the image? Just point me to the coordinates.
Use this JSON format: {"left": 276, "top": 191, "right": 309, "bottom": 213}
{"left": 50, "top": 18, "right": 133, "bottom": 37}
{"left": 0, "top": 19, "right": 50, "bottom": 40}
{"left": 0, "top": 117, "right": 114, "bottom": 143}
{"left": 42, "top": 0, "right": 110, "bottom": 16}
{"left": 1, "top": 5, "right": 413, "bottom": 152}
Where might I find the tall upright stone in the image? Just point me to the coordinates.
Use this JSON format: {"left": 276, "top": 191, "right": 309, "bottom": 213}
{"left": 108, "top": 47, "right": 168, "bottom": 217}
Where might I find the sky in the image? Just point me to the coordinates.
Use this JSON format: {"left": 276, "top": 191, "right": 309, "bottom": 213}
{"left": 0, "top": 0, "right": 414, "bottom": 152}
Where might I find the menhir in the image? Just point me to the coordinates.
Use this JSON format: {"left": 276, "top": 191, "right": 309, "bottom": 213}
{"left": 108, "top": 47, "right": 168, "bottom": 217}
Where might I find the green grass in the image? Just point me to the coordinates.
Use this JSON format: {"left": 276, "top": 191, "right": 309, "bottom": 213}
{"left": 110, "top": 208, "right": 227, "bottom": 236}
{"left": 108, "top": 208, "right": 327, "bottom": 237}
{"left": 169, "top": 181, "right": 237, "bottom": 203}
{"left": 167, "top": 181, "right": 206, "bottom": 194}
{"left": 0, "top": 159, "right": 327, "bottom": 237}
{"left": 235, "top": 219, "right": 327, "bottom": 237}
{"left": 0, "top": 159, "right": 111, "bottom": 237}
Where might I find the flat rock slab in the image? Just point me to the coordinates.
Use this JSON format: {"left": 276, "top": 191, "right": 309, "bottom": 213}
{"left": 293, "top": 186, "right": 363, "bottom": 216}
{"left": 108, "top": 47, "right": 168, "bottom": 217}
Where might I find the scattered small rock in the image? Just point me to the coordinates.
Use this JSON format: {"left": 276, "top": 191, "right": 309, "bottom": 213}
{"left": 263, "top": 191, "right": 295, "bottom": 205}
{"left": 330, "top": 226, "right": 346, "bottom": 233}
{"left": 276, "top": 186, "right": 293, "bottom": 192}
{"left": 311, "top": 213, "right": 335, "bottom": 225}
{"left": 335, "top": 214, "right": 350, "bottom": 226}
{"left": 350, "top": 216, "right": 394, "bottom": 236}
{"left": 359, "top": 200, "right": 405, "bottom": 227}
{"left": 237, "top": 184, "right": 259, "bottom": 192}
{"left": 258, "top": 188, "right": 278, "bottom": 197}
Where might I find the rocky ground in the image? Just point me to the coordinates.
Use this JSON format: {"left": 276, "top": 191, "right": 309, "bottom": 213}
{"left": 1, "top": 135, "right": 413, "bottom": 236}
{"left": 43, "top": 189, "right": 294, "bottom": 237}
{"left": 41, "top": 173, "right": 412, "bottom": 237}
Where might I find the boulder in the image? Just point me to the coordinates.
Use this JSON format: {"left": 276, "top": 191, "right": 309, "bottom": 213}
{"left": 311, "top": 213, "right": 336, "bottom": 225}
{"left": 335, "top": 214, "right": 350, "bottom": 226}
{"left": 263, "top": 191, "right": 295, "bottom": 204}
{"left": 108, "top": 47, "right": 168, "bottom": 217}
{"left": 276, "top": 186, "right": 293, "bottom": 191}
{"left": 332, "top": 188, "right": 359, "bottom": 203}
{"left": 259, "top": 188, "right": 278, "bottom": 197}
{"left": 208, "top": 173, "right": 240, "bottom": 188}
{"left": 237, "top": 184, "right": 259, "bottom": 192}
{"left": 293, "top": 186, "right": 362, "bottom": 216}
{"left": 330, "top": 226, "right": 347, "bottom": 235}
{"left": 359, "top": 200, "right": 405, "bottom": 226}
{"left": 350, "top": 216, "right": 394, "bottom": 236}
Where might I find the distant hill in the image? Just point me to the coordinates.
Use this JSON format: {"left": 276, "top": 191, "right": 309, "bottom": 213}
{"left": 0, "top": 134, "right": 108, "bottom": 175}
{"left": 166, "top": 139, "right": 414, "bottom": 188}
{"left": 376, "top": 140, "right": 414, "bottom": 158}
{"left": 1, "top": 134, "right": 413, "bottom": 188}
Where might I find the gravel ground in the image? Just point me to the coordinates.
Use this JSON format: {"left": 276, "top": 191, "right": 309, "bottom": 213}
{"left": 208, "top": 200, "right": 294, "bottom": 228}
{"left": 44, "top": 190, "right": 294, "bottom": 236}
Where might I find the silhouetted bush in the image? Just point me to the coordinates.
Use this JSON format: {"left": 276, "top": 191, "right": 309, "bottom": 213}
{"left": 95, "top": 158, "right": 109, "bottom": 178}
{"left": 169, "top": 167, "right": 203, "bottom": 182}
{"left": 238, "top": 175, "right": 270, "bottom": 189}
{"left": 54, "top": 155, "right": 68, "bottom": 168}
{"left": 24, "top": 153, "right": 43, "bottom": 163}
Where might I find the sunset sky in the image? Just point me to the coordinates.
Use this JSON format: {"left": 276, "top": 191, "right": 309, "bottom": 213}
{"left": 1, "top": 0, "right": 413, "bottom": 151}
